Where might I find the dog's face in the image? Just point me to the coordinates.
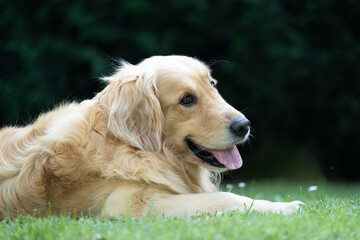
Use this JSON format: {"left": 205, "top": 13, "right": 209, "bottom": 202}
{"left": 154, "top": 56, "right": 250, "bottom": 171}
{"left": 103, "top": 56, "right": 250, "bottom": 171}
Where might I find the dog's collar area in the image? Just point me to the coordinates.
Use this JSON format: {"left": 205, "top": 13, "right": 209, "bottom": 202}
{"left": 185, "top": 138, "right": 225, "bottom": 168}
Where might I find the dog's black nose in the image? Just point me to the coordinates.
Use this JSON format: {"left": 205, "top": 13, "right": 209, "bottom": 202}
{"left": 229, "top": 118, "right": 251, "bottom": 138}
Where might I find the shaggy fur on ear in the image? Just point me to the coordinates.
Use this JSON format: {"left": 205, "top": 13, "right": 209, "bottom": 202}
{"left": 100, "top": 62, "right": 164, "bottom": 152}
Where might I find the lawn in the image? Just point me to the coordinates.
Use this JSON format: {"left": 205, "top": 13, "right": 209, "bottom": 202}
{"left": 1, "top": 181, "right": 359, "bottom": 240}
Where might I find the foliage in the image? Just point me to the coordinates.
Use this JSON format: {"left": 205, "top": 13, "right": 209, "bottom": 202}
{"left": 0, "top": 0, "right": 359, "bottom": 180}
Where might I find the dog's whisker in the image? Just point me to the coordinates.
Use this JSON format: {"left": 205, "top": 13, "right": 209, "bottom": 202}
{"left": 207, "top": 59, "right": 231, "bottom": 68}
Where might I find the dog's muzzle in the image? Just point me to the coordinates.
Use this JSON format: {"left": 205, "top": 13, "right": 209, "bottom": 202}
{"left": 185, "top": 139, "right": 225, "bottom": 168}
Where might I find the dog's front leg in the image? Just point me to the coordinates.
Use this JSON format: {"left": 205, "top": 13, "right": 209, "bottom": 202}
{"left": 102, "top": 188, "right": 302, "bottom": 219}
{"left": 152, "top": 192, "right": 303, "bottom": 217}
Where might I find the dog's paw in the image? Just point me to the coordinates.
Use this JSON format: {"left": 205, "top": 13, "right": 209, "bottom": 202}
{"left": 276, "top": 200, "right": 304, "bottom": 215}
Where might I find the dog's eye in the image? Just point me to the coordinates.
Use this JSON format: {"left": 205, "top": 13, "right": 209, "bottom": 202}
{"left": 210, "top": 81, "right": 216, "bottom": 88}
{"left": 180, "top": 94, "right": 196, "bottom": 107}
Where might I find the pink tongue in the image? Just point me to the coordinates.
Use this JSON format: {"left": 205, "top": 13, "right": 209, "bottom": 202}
{"left": 210, "top": 146, "right": 243, "bottom": 170}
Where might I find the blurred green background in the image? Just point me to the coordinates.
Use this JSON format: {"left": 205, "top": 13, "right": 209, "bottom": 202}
{"left": 1, "top": 0, "right": 359, "bottom": 181}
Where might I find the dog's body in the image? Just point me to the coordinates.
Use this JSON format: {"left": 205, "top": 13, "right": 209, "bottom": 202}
{"left": 0, "top": 56, "right": 301, "bottom": 219}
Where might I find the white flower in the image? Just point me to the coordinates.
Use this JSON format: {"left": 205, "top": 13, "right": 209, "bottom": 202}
{"left": 308, "top": 185, "right": 318, "bottom": 192}
{"left": 226, "top": 184, "right": 234, "bottom": 189}
{"left": 95, "top": 233, "right": 103, "bottom": 240}
{"left": 238, "top": 182, "right": 246, "bottom": 188}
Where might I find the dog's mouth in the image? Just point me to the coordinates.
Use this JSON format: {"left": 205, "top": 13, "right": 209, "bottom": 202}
{"left": 185, "top": 139, "right": 243, "bottom": 170}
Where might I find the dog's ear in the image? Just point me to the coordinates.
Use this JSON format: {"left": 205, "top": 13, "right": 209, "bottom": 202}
{"left": 103, "top": 64, "right": 164, "bottom": 152}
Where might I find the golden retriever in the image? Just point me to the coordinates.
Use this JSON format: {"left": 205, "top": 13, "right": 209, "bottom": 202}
{"left": 0, "top": 55, "right": 302, "bottom": 219}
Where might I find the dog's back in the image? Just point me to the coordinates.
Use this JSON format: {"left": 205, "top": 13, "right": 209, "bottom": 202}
{"left": 0, "top": 101, "right": 103, "bottom": 218}
{"left": 0, "top": 122, "right": 49, "bottom": 217}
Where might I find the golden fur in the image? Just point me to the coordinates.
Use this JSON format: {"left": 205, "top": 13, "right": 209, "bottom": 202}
{"left": 0, "top": 56, "right": 302, "bottom": 219}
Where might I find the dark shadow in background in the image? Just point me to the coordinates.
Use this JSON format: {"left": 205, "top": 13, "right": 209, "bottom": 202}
{"left": 1, "top": 0, "right": 359, "bottom": 181}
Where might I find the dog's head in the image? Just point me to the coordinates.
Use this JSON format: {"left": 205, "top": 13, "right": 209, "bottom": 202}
{"left": 101, "top": 56, "right": 250, "bottom": 171}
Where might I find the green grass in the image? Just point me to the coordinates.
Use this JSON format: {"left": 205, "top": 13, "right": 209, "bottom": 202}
{"left": 1, "top": 181, "right": 359, "bottom": 240}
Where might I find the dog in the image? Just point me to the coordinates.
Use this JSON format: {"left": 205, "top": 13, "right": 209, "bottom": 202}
{"left": 0, "top": 55, "right": 302, "bottom": 219}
